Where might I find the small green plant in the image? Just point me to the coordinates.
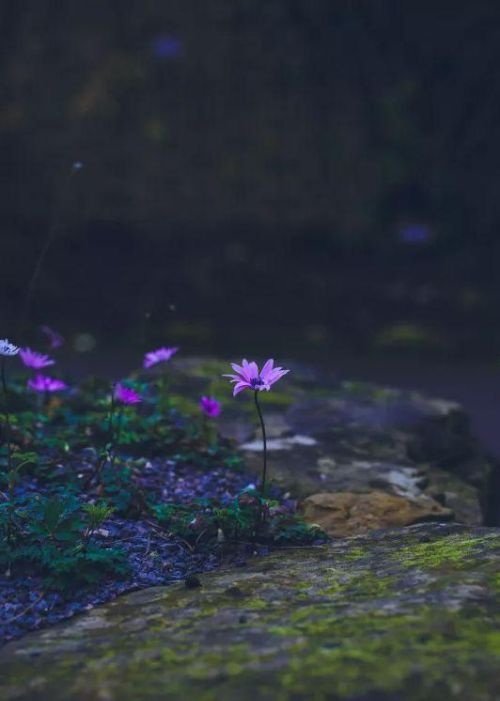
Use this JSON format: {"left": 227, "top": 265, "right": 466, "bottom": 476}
{"left": 0, "top": 450, "right": 38, "bottom": 544}
{"left": 82, "top": 501, "right": 115, "bottom": 535}
{"left": 26, "top": 493, "right": 82, "bottom": 543}
{"left": 152, "top": 489, "right": 325, "bottom": 548}
{"left": 0, "top": 494, "right": 127, "bottom": 590}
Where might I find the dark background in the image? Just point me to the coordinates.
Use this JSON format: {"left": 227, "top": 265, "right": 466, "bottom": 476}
{"left": 1, "top": 1, "right": 500, "bottom": 443}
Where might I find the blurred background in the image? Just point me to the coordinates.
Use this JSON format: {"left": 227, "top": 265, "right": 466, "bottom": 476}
{"left": 1, "top": 1, "right": 500, "bottom": 446}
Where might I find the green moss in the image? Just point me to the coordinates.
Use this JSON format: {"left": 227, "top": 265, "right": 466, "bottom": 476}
{"left": 396, "top": 534, "right": 499, "bottom": 570}
{"left": 312, "top": 567, "right": 395, "bottom": 600}
{"left": 245, "top": 597, "right": 269, "bottom": 610}
{"left": 275, "top": 609, "right": 500, "bottom": 699}
{"left": 342, "top": 546, "right": 368, "bottom": 561}
{"left": 491, "top": 572, "right": 500, "bottom": 593}
{"left": 2, "top": 531, "right": 500, "bottom": 701}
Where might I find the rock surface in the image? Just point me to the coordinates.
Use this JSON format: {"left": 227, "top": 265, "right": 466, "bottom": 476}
{"left": 299, "top": 490, "right": 454, "bottom": 536}
{"left": 1, "top": 523, "right": 500, "bottom": 701}
{"left": 175, "top": 360, "right": 495, "bottom": 528}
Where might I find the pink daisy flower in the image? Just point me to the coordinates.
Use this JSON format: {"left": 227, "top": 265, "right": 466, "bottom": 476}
{"left": 20, "top": 347, "right": 55, "bottom": 370}
{"left": 28, "top": 374, "right": 67, "bottom": 393}
{"left": 114, "top": 382, "right": 142, "bottom": 405}
{"left": 143, "top": 346, "right": 179, "bottom": 369}
{"left": 224, "top": 358, "right": 290, "bottom": 397}
{"left": 200, "top": 396, "right": 221, "bottom": 418}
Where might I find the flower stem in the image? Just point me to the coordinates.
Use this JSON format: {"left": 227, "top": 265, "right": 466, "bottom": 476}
{"left": 107, "top": 384, "right": 116, "bottom": 438}
{"left": 1, "top": 357, "right": 15, "bottom": 547}
{"left": 111, "top": 406, "right": 124, "bottom": 469}
{"left": 158, "top": 373, "right": 170, "bottom": 412}
{"left": 254, "top": 390, "right": 267, "bottom": 498}
{"left": 90, "top": 383, "right": 116, "bottom": 484}
{"left": 1, "top": 357, "right": 12, "bottom": 474}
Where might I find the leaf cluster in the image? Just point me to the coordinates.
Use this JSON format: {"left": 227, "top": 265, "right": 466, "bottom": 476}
{"left": 152, "top": 489, "right": 325, "bottom": 547}
{"left": 0, "top": 493, "right": 128, "bottom": 590}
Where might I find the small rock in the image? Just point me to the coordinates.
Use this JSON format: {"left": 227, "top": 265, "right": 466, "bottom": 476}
{"left": 299, "top": 490, "right": 454, "bottom": 537}
{"left": 225, "top": 586, "right": 244, "bottom": 598}
{"left": 184, "top": 575, "right": 202, "bottom": 589}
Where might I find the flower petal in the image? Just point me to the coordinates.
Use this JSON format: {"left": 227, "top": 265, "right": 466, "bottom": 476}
{"left": 269, "top": 368, "right": 290, "bottom": 384}
{"left": 247, "top": 361, "right": 259, "bottom": 379}
{"left": 260, "top": 359, "right": 274, "bottom": 381}
{"left": 231, "top": 360, "right": 254, "bottom": 381}
{"left": 233, "top": 381, "right": 249, "bottom": 396}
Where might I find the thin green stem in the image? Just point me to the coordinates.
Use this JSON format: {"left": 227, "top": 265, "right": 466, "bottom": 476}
{"left": 1, "top": 357, "right": 12, "bottom": 474}
{"left": 114, "top": 405, "right": 124, "bottom": 447}
{"left": 107, "top": 384, "right": 116, "bottom": 438}
{"left": 254, "top": 390, "right": 267, "bottom": 497}
{"left": 105, "top": 386, "right": 120, "bottom": 470}
{"left": 2, "top": 357, "right": 14, "bottom": 546}
{"left": 110, "top": 405, "right": 124, "bottom": 471}
{"left": 158, "top": 373, "right": 171, "bottom": 412}
{"left": 90, "top": 383, "right": 116, "bottom": 484}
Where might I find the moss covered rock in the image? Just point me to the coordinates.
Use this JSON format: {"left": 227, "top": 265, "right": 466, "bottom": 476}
{"left": 1, "top": 523, "right": 500, "bottom": 700}
{"left": 174, "top": 360, "right": 494, "bottom": 527}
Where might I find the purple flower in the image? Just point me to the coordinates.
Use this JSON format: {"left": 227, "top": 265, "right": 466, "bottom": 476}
{"left": 28, "top": 374, "right": 67, "bottom": 393}
{"left": 40, "top": 325, "right": 64, "bottom": 349}
{"left": 224, "top": 359, "right": 290, "bottom": 397}
{"left": 20, "top": 347, "right": 55, "bottom": 369}
{"left": 114, "top": 383, "right": 142, "bottom": 405}
{"left": 143, "top": 346, "right": 178, "bottom": 369}
{"left": 200, "top": 396, "right": 221, "bottom": 418}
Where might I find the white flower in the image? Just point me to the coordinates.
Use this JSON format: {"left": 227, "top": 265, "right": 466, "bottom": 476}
{"left": 0, "top": 339, "right": 19, "bottom": 356}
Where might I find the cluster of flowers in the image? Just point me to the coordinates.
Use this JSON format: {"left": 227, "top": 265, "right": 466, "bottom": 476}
{"left": 115, "top": 346, "right": 181, "bottom": 405}
{"left": 0, "top": 338, "right": 227, "bottom": 419}
{"left": 0, "top": 339, "right": 67, "bottom": 393}
{"left": 1, "top": 337, "right": 290, "bottom": 495}
{"left": 2, "top": 334, "right": 290, "bottom": 418}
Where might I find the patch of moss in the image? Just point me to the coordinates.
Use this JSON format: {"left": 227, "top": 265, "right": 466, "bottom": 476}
{"left": 3, "top": 532, "right": 500, "bottom": 701}
{"left": 491, "top": 572, "right": 500, "bottom": 593}
{"left": 396, "top": 534, "right": 499, "bottom": 571}
{"left": 238, "top": 597, "right": 269, "bottom": 610}
{"left": 342, "top": 546, "right": 368, "bottom": 562}
{"left": 276, "top": 609, "right": 500, "bottom": 700}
